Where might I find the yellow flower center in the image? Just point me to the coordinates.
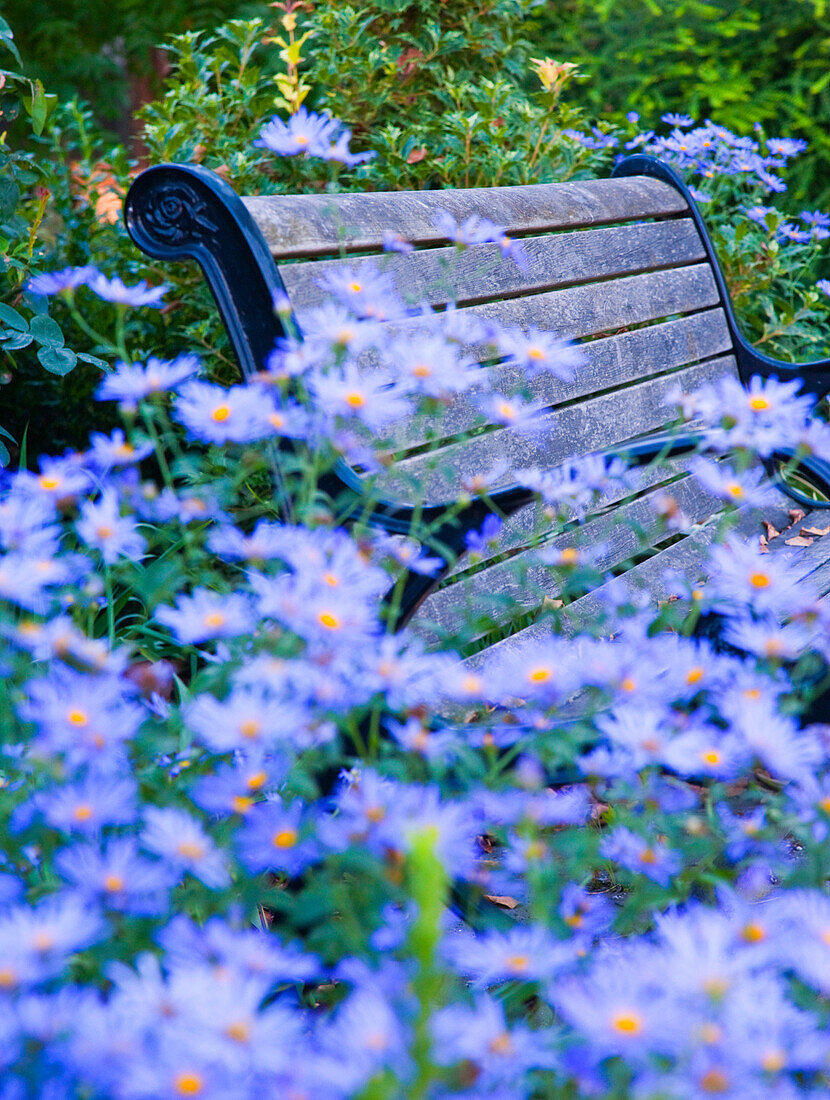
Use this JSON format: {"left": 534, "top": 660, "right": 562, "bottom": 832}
{"left": 226, "top": 1021, "right": 250, "bottom": 1043}
{"left": 238, "top": 719, "right": 261, "bottom": 740}
{"left": 496, "top": 401, "right": 516, "bottom": 420}
{"left": 749, "top": 571, "right": 770, "bottom": 589}
{"left": 38, "top": 475, "right": 60, "bottom": 491}
{"left": 620, "top": 676, "right": 637, "bottom": 693}
{"left": 559, "top": 547, "right": 579, "bottom": 564}
{"left": 336, "top": 327, "right": 355, "bottom": 344}
{"left": 527, "top": 346, "right": 546, "bottom": 361}
{"left": 211, "top": 404, "right": 231, "bottom": 422}
{"left": 761, "top": 1050, "right": 785, "bottom": 1072}
{"left": 639, "top": 847, "right": 658, "bottom": 866}
{"left": 104, "top": 874, "right": 125, "bottom": 893}
{"left": 726, "top": 483, "right": 744, "bottom": 499}
{"left": 412, "top": 363, "right": 432, "bottom": 377}
{"left": 701, "top": 749, "right": 722, "bottom": 765}
{"left": 295, "top": 135, "right": 310, "bottom": 147}
{"left": 322, "top": 571, "right": 339, "bottom": 587}
{"left": 345, "top": 391, "right": 366, "bottom": 409}
{"left": 318, "top": 611, "right": 341, "bottom": 629}
{"left": 32, "top": 932, "right": 54, "bottom": 953}
{"left": 506, "top": 954, "right": 530, "bottom": 972}
{"left": 610, "top": 1011, "right": 643, "bottom": 1035}
{"left": 748, "top": 395, "right": 771, "bottom": 412}
{"left": 704, "top": 977, "right": 728, "bottom": 999}
{"left": 744, "top": 687, "right": 761, "bottom": 701}
{"left": 96, "top": 524, "right": 114, "bottom": 540}
{"left": 269, "top": 412, "right": 285, "bottom": 429}
{"left": 686, "top": 665, "right": 706, "bottom": 685}
{"left": 0, "top": 968, "right": 17, "bottom": 988}
{"left": 272, "top": 829, "right": 298, "bottom": 849}
{"left": 67, "top": 709, "right": 89, "bottom": 727}
{"left": 174, "top": 1073, "right": 205, "bottom": 1097}
{"left": 488, "top": 1032, "right": 514, "bottom": 1055}
{"left": 527, "top": 665, "right": 553, "bottom": 683}
{"left": 232, "top": 795, "right": 253, "bottom": 814}
{"left": 366, "top": 806, "right": 386, "bottom": 824}
{"left": 176, "top": 841, "right": 205, "bottom": 860}
{"left": 461, "top": 674, "right": 481, "bottom": 694}
{"left": 73, "top": 804, "right": 94, "bottom": 822}
{"left": 741, "top": 922, "right": 766, "bottom": 943}
{"left": 247, "top": 771, "right": 268, "bottom": 791}
{"left": 348, "top": 281, "right": 363, "bottom": 293}
{"left": 203, "top": 612, "right": 226, "bottom": 628}
{"left": 700, "top": 1023, "right": 722, "bottom": 1044}
{"left": 700, "top": 1069, "right": 729, "bottom": 1093}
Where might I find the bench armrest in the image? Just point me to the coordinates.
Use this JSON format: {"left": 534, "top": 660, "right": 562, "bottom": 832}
{"left": 613, "top": 154, "right": 830, "bottom": 402}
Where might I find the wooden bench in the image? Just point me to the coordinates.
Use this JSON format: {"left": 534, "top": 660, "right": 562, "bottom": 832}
{"left": 124, "top": 154, "right": 830, "bottom": 663}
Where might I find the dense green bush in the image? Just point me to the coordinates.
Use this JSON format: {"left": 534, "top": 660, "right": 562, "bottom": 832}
{"left": 535, "top": 0, "right": 830, "bottom": 208}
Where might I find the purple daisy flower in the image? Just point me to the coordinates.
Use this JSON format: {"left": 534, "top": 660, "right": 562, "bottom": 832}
{"left": 141, "top": 806, "right": 230, "bottom": 888}
{"left": 173, "top": 380, "right": 273, "bottom": 445}
{"left": 86, "top": 271, "right": 169, "bottom": 308}
{"left": 96, "top": 355, "right": 199, "bottom": 410}
{"left": 155, "top": 588, "right": 255, "bottom": 645}
{"left": 235, "top": 799, "right": 320, "bottom": 877}
{"left": 76, "top": 488, "right": 147, "bottom": 564}
{"left": 26, "top": 265, "right": 96, "bottom": 297}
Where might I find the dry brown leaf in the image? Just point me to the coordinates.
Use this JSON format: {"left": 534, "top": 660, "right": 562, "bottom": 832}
{"left": 785, "top": 535, "right": 814, "bottom": 547}
{"left": 406, "top": 147, "right": 427, "bottom": 164}
{"left": 542, "top": 596, "right": 564, "bottom": 609}
{"left": 802, "top": 525, "right": 830, "bottom": 537}
{"left": 484, "top": 894, "right": 519, "bottom": 910}
{"left": 762, "top": 520, "right": 781, "bottom": 540}
{"left": 758, "top": 534, "right": 769, "bottom": 554}
{"left": 788, "top": 508, "right": 807, "bottom": 525}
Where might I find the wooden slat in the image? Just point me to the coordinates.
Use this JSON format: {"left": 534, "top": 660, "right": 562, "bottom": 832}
{"left": 244, "top": 177, "right": 688, "bottom": 258}
{"left": 444, "top": 453, "right": 699, "bottom": 578}
{"left": 410, "top": 473, "right": 729, "bottom": 646}
{"left": 378, "top": 309, "right": 732, "bottom": 451}
{"left": 372, "top": 354, "right": 739, "bottom": 502}
{"left": 458, "top": 495, "right": 792, "bottom": 673}
{"left": 323, "top": 264, "right": 721, "bottom": 367}
{"left": 280, "top": 219, "right": 705, "bottom": 313}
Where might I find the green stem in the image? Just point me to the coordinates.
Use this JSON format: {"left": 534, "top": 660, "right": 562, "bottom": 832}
{"left": 104, "top": 568, "right": 115, "bottom": 648}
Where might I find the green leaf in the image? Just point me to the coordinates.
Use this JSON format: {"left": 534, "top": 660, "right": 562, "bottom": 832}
{"left": 0, "top": 178, "right": 19, "bottom": 222}
{"left": 0, "top": 331, "right": 32, "bottom": 350}
{"left": 0, "top": 422, "right": 15, "bottom": 444}
{"left": 77, "top": 352, "right": 109, "bottom": 368}
{"left": 29, "top": 314, "right": 64, "bottom": 349}
{"left": 0, "top": 303, "right": 27, "bottom": 332}
{"left": 0, "top": 438, "right": 10, "bottom": 467}
{"left": 0, "top": 17, "right": 21, "bottom": 65}
{"left": 21, "top": 80, "right": 58, "bottom": 137}
{"left": 37, "top": 346, "right": 76, "bottom": 375}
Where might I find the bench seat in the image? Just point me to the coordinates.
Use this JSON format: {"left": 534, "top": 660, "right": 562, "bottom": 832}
{"left": 124, "top": 155, "right": 830, "bottom": 661}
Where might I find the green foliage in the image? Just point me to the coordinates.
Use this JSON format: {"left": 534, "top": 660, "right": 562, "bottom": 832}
{"left": 534, "top": 0, "right": 830, "bottom": 207}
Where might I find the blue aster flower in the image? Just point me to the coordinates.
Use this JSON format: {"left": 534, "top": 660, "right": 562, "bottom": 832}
{"left": 26, "top": 265, "right": 96, "bottom": 297}
{"left": 86, "top": 270, "right": 169, "bottom": 307}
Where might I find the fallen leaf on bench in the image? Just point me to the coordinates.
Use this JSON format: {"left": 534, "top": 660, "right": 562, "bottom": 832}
{"left": 758, "top": 535, "right": 769, "bottom": 554}
{"left": 788, "top": 508, "right": 807, "bottom": 525}
{"left": 802, "top": 525, "right": 830, "bottom": 537}
{"left": 484, "top": 894, "right": 519, "bottom": 910}
{"left": 542, "top": 596, "right": 564, "bottom": 609}
{"left": 762, "top": 521, "right": 781, "bottom": 540}
{"left": 785, "top": 535, "right": 813, "bottom": 547}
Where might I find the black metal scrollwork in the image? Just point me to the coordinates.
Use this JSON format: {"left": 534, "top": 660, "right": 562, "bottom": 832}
{"left": 136, "top": 180, "right": 219, "bottom": 248}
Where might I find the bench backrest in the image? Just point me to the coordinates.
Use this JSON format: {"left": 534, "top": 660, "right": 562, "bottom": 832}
{"left": 241, "top": 177, "right": 748, "bottom": 651}
{"left": 127, "top": 163, "right": 787, "bottom": 660}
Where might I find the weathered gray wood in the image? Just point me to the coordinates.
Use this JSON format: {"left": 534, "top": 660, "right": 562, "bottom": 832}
{"left": 459, "top": 495, "right": 792, "bottom": 672}
{"left": 444, "top": 452, "right": 700, "bottom": 578}
{"left": 376, "top": 309, "right": 732, "bottom": 450}
{"left": 371, "top": 354, "right": 739, "bottom": 502}
{"left": 328, "top": 264, "right": 721, "bottom": 368}
{"left": 281, "top": 219, "right": 705, "bottom": 313}
{"left": 244, "top": 177, "right": 689, "bottom": 258}
{"left": 410, "top": 472, "right": 729, "bottom": 646}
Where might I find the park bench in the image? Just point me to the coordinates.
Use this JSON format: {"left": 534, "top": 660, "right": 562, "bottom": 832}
{"left": 124, "top": 154, "right": 830, "bottom": 665}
